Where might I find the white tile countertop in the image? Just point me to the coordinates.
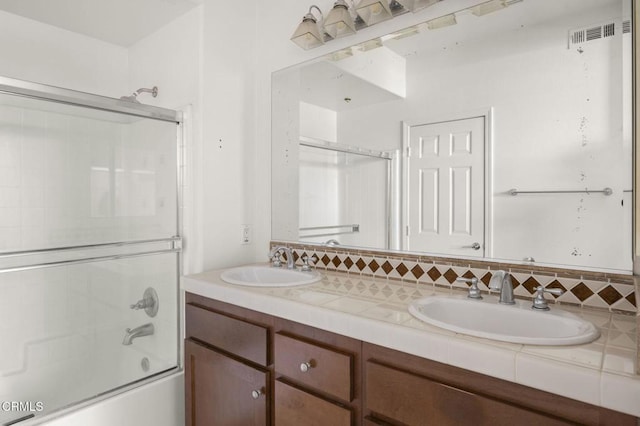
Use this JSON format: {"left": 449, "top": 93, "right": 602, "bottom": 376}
{"left": 182, "top": 265, "right": 640, "bottom": 418}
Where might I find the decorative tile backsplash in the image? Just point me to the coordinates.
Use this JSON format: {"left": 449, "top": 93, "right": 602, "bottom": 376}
{"left": 271, "top": 241, "right": 637, "bottom": 314}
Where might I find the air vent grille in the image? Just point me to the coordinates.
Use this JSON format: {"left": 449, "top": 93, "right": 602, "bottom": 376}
{"left": 603, "top": 23, "right": 615, "bottom": 38}
{"left": 585, "top": 26, "right": 603, "bottom": 41}
{"left": 571, "top": 30, "right": 585, "bottom": 45}
{"left": 568, "top": 20, "right": 628, "bottom": 48}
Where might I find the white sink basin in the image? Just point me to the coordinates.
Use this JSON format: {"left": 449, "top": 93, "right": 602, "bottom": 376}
{"left": 408, "top": 296, "right": 600, "bottom": 346}
{"left": 220, "top": 266, "right": 322, "bottom": 287}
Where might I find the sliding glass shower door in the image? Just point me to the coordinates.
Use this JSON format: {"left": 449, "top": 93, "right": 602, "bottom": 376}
{"left": 0, "top": 79, "right": 182, "bottom": 425}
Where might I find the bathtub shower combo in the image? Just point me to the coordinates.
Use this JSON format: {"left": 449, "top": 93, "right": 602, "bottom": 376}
{"left": 0, "top": 77, "right": 183, "bottom": 425}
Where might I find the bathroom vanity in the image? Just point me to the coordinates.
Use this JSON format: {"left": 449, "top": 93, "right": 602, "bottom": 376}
{"left": 183, "top": 268, "right": 639, "bottom": 425}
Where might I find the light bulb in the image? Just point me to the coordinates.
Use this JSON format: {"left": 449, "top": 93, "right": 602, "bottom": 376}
{"left": 371, "top": 3, "right": 382, "bottom": 15}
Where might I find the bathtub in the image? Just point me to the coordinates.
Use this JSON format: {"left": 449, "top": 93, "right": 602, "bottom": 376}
{"left": 19, "top": 372, "right": 184, "bottom": 426}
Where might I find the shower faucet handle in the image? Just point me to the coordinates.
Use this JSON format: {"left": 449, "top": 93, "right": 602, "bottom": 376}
{"left": 130, "top": 299, "right": 151, "bottom": 310}
{"left": 129, "top": 287, "right": 159, "bottom": 317}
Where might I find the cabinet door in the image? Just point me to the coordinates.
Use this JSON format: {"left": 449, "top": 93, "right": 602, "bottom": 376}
{"left": 185, "top": 339, "right": 269, "bottom": 426}
{"left": 275, "top": 380, "right": 352, "bottom": 426}
{"left": 366, "top": 361, "right": 571, "bottom": 426}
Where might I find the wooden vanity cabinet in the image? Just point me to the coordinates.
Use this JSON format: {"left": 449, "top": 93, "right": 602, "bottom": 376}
{"left": 184, "top": 292, "right": 636, "bottom": 426}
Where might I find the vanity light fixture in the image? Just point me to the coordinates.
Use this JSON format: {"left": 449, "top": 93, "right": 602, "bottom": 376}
{"left": 354, "top": 0, "right": 394, "bottom": 26}
{"left": 426, "top": 13, "right": 456, "bottom": 30}
{"left": 325, "top": 0, "right": 357, "bottom": 39}
{"left": 291, "top": 0, "right": 523, "bottom": 50}
{"left": 395, "top": 0, "right": 440, "bottom": 13}
{"left": 291, "top": 5, "right": 327, "bottom": 50}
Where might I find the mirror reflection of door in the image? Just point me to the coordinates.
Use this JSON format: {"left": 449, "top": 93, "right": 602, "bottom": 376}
{"left": 404, "top": 117, "right": 485, "bottom": 257}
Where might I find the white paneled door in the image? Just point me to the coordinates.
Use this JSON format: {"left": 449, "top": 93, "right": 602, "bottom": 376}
{"left": 404, "top": 117, "right": 485, "bottom": 257}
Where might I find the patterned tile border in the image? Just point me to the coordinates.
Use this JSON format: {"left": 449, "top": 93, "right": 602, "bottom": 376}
{"left": 271, "top": 241, "right": 638, "bottom": 315}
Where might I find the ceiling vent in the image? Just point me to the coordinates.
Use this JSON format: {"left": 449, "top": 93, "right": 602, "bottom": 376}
{"left": 568, "top": 20, "right": 629, "bottom": 48}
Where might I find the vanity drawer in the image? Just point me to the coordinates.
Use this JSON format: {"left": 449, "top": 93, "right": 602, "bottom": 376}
{"left": 365, "top": 361, "right": 571, "bottom": 426}
{"left": 275, "top": 380, "right": 352, "bottom": 426}
{"left": 275, "top": 332, "right": 353, "bottom": 402}
{"left": 185, "top": 303, "right": 268, "bottom": 366}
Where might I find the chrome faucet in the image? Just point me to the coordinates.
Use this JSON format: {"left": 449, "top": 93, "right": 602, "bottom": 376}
{"left": 122, "top": 323, "right": 154, "bottom": 345}
{"left": 489, "top": 271, "right": 515, "bottom": 305}
{"left": 269, "top": 246, "right": 296, "bottom": 269}
{"left": 532, "top": 286, "right": 564, "bottom": 310}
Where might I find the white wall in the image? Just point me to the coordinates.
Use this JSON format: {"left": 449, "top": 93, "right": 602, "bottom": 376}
{"left": 127, "top": 6, "right": 204, "bottom": 276}
{"left": 200, "top": 0, "right": 262, "bottom": 269}
{"left": 0, "top": 10, "right": 128, "bottom": 97}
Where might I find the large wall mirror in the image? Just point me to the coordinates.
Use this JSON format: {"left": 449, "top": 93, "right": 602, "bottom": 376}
{"left": 272, "top": 0, "right": 633, "bottom": 274}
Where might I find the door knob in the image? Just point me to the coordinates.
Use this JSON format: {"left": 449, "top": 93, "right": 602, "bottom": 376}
{"left": 463, "top": 242, "right": 481, "bottom": 250}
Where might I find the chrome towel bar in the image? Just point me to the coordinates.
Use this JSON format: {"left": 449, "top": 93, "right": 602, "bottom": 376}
{"left": 508, "top": 188, "right": 613, "bottom": 196}
{"left": 299, "top": 224, "right": 360, "bottom": 239}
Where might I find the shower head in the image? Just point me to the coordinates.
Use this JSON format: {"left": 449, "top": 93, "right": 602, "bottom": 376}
{"left": 136, "top": 86, "right": 158, "bottom": 97}
{"left": 119, "top": 86, "right": 158, "bottom": 104}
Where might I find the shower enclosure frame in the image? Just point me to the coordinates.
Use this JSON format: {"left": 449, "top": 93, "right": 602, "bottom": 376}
{"left": 0, "top": 75, "right": 185, "bottom": 423}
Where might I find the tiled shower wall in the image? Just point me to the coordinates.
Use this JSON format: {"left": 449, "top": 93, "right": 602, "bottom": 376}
{"left": 0, "top": 103, "right": 177, "bottom": 252}
{"left": 271, "top": 241, "right": 637, "bottom": 314}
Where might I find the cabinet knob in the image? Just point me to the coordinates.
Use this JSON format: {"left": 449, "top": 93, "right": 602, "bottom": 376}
{"left": 251, "top": 389, "right": 264, "bottom": 400}
{"left": 299, "top": 361, "right": 313, "bottom": 373}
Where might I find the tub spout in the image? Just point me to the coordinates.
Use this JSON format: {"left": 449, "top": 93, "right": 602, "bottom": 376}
{"left": 122, "top": 323, "right": 154, "bottom": 345}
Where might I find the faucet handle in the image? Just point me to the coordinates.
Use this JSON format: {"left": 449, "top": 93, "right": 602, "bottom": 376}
{"left": 130, "top": 300, "right": 147, "bottom": 310}
{"left": 300, "top": 255, "right": 315, "bottom": 272}
{"left": 456, "top": 277, "right": 482, "bottom": 300}
{"left": 532, "top": 286, "right": 564, "bottom": 311}
{"left": 271, "top": 251, "right": 283, "bottom": 268}
{"left": 129, "top": 288, "right": 159, "bottom": 318}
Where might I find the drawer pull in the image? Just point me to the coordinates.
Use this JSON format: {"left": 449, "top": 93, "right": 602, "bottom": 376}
{"left": 251, "top": 389, "right": 264, "bottom": 400}
{"left": 300, "top": 361, "right": 314, "bottom": 373}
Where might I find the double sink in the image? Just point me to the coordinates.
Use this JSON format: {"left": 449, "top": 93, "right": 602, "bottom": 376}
{"left": 220, "top": 265, "right": 600, "bottom": 347}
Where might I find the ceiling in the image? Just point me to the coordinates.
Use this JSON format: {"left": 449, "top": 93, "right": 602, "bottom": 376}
{"left": 0, "top": 0, "right": 201, "bottom": 47}
{"left": 300, "top": 60, "right": 403, "bottom": 112}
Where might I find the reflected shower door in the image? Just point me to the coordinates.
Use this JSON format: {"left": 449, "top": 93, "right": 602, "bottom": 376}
{"left": 299, "top": 144, "right": 389, "bottom": 248}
